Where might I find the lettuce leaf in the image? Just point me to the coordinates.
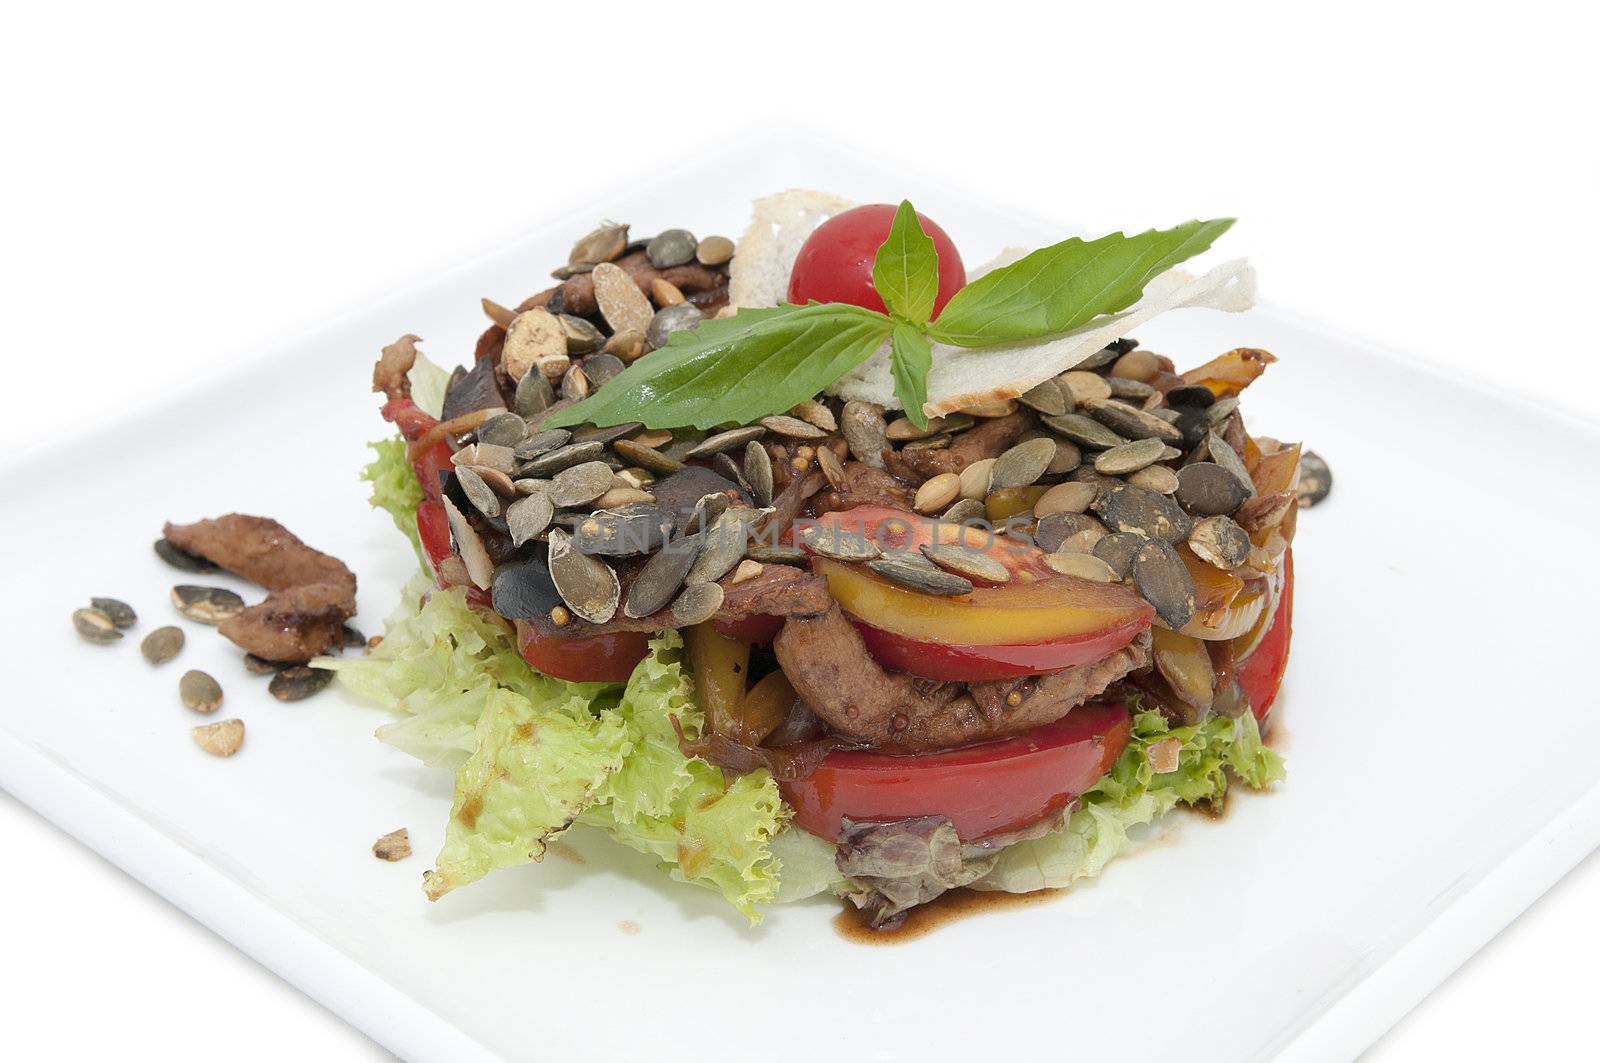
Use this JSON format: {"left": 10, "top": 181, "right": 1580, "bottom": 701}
{"left": 361, "top": 436, "right": 425, "bottom": 569}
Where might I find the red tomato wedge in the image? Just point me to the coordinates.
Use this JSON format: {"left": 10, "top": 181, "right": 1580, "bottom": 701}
{"left": 853, "top": 616, "right": 1152, "bottom": 681}
{"left": 518, "top": 625, "right": 651, "bottom": 684}
{"left": 781, "top": 702, "right": 1132, "bottom": 842}
{"left": 1236, "top": 549, "right": 1294, "bottom": 722}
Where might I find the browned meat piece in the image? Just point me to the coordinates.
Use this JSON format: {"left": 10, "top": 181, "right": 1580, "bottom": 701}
{"left": 163, "top": 515, "right": 358, "bottom": 662}
{"left": 372, "top": 334, "right": 420, "bottom": 403}
{"left": 886, "top": 411, "right": 1031, "bottom": 483}
{"left": 773, "top": 604, "right": 1148, "bottom": 753}
{"left": 812, "top": 461, "right": 913, "bottom": 515}
{"left": 551, "top": 251, "right": 725, "bottom": 317}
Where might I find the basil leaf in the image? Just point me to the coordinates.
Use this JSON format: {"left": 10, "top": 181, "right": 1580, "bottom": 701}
{"left": 889, "top": 323, "right": 933, "bottom": 430}
{"left": 544, "top": 303, "right": 894, "bottom": 430}
{"left": 872, "top": 200, "right": 940, "bottom": 326}
{"left": 927, "top": 218, "right": 1235, "bottom": 347}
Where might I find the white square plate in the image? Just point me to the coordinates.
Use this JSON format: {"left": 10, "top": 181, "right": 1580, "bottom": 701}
{"left": 4, "top": 131, "right": 1597, "bottom": 1062}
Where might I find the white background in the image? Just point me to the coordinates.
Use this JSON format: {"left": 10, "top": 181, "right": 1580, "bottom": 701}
{"left": 2, "top": 2, "right": 1594, "bottom": 1059}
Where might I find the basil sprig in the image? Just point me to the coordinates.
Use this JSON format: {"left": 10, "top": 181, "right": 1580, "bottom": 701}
{"left": 546, "top": 201, "right": 1232, "bottom": 431}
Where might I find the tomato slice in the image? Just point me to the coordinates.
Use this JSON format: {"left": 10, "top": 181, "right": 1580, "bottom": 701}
{"left": 852, "top": 616, "right": 1150, "bottom": 681}
{"left": 1235, "top": 550, "right": 1294, "bottom": 721}
{"left": 517, "top": 625, "right": 650, "bottom": 684}
{"left": 780, "top": 702, "right": 1131, "bottom": 842}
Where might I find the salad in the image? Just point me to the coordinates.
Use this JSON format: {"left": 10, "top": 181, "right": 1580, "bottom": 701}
{"left": 322, "top": 190, "right": 1302, "bottom": 929}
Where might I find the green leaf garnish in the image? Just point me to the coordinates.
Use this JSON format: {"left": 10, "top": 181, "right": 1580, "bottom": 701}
{"left": 872, "top": 200, "right": 940, "bottom": 326}
{"left": 926, "top": 218, "right": 1235, "bottom": 347}
{"left": 545, "top": 302, "right": 894, "bottom": 430}
{"left": 889, "top": 323, "right": 933, "bottom": 431}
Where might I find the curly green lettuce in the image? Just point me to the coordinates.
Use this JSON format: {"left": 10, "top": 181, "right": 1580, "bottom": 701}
{"left": 361, "top": 436, "right": 425, "bottom": 568}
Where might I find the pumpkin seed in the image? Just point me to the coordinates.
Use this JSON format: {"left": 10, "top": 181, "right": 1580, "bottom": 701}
{"left": 958, "top": 458, "right": 995, "bottom": 500}
{"left": 89, "top": 596, "right": 137, "bottom": 628}
{"left": 456, "top": 466, "right": 501, "bottom": 518}
{"left": 1018, "top": 378, "right": 1069, "bottom": 416}
{"left": 1041, "top": 412, "right": 1126, "bottom": 450}
{"left": 582, "top": 352, "right": 626, "bottom": 388}
{"left": 749, "top": 544, "right": 809, "bottom": 566}
{"left": 686, "top": 513, "right": 753, "bottom": 585}
{"left": 684, "top": 426, "right": 766, "bottom": 459}
{"left": 243, "top": 653, "right": 290, "bottom": 675}
{"left": 72, "top": 606, "right": 121, "bottom": 643}
{"left": 885, "top": 413, "right": 972, "bottom": 442}
{"left": 1166, "top": 384, "right": 1215, "bottom": 408}
{"left": 154, "top": 537, "right": 218, "bottom": 573}
{"left": 442, "top": 497, "right": 495, "bottom": 589}
{"left": 1206, "top": 396, "right": 1240, "bottom": 425}
{"left": 1297, "top": 450, "right": 1332, "bottom": 508}
{"left": 646, "top": 303, "right": 704, "bottom": 349}
{"left": 270, "top": 666, "right": 333, "bottom": 702}
{"left": 921, "top": 543, "right": 1010, "bottom": 583}
{"left": 869, "top": 554, "right": 973, "bottom": 596}
{"left": 519, "top": 440, "right": 605, "bottom": 477}
{"left": 1107, "top": 376, "right": 1156, "bottom": 401}
{"left": 1132, "top": 538, "right": 1197, "bottom": 628}
{"left": 1084, "top": 399, "right": 1183, "bottom": 444}
{"left": 192, "top": 718, "right": 244, "bottom": 757}
{"left": 1045, "top": 437, "right": 1082, "bottom": 475}
{"left": 1188, "top": 515, "right": 1252, "bottom": 569}
{"left": 901, "top": 433, "right": 952, "bottom": 451}
{"left": 560, "top": 364, "right": 590, "bottom": 402}
{"left": 623, "top": 535, "right": 702, "bottom": 619}
{"left": 990, "top": 437, "right": 1056, "bottom": 488}
{"left": 547, "top": 528, "right": 620, "bottom": 623}
{"left": 634, "top": 428, "right": 673, "bottom": 449}
{"left": 760, "top": 414, "right": 827, "bottom": 439}
{"left": 1076, "top": 343, "right": 1125, "bottom": 370}
{"left": 1033, "top": 481, "right": 1097, "bottom": 517}
{"left": 1128, "top": 464, "right": 1180, "bottom": 494}
{"left": 559, "top": 314, "right": 606, "bottom": 355}
{"left": 1060, "top": 371, "right": 1112, "bottom": 403}
{"left": 1094, "top": 437, "right": 1167, "bottom": 476}
{"left": 842, "top": 401, "right": 888, "bottom": 467}
{"left": 506, "top": 493, "right": 555, "bottom": 545}
{"left": 573, "top": 504, "right": 671, "bottom": 557}
{"left": 1175, "top": 462, "right": 1253, "bottom": 517}
{"left": 593, "top": 487, "right": 655, "bottom": 510}
{"left": 591, "top": 262, "right": 654, "bottom": 336}
{"left": 800, "top": 524, "right": 881, "bottom": 561}
{"left": 613, "top": 438, "right": 686, "bottom": 475}
{"left": 502, "top": 308, "right": 568, "bottom": 382}
{"left": 816, "top": 444, "right": 846, "bottom": 488}
{"left": 550, "top": 461, "right": 615, "bottom": 507}
{"left": 1110, "top": 349, "right": 1160, "bottom": 382}
{"left": 179, "top": 669, "right": 223, "bottom": 713}
{"left": 456, "top": 443, "right": 517, "bottom": 477}
{"left": 696, "top": 234, "right": 734, "bottom": 266}
{"left": 1093, "top": 531, "right": 1146, "bottom": 579}
{"left": 514, "top": 428, "right": 572, "bottom": 461}
{"left": 1034, "top": 512, "right": 1106, "bottom": 553}
{"left": 1094, "top": 484, "right": 1193, "bottom": 543}
{"left": 572, "top": 421, "right": 642, "bottom": 447}
{"left": 789, "top": 398, "right": 837, "bottom": 432}
{"left": 171, "top": 585, "right": 246, "bottom": 625}
{"left": 646, "top": 228, "right": 697, "bottom": 269}
{"left": 712, "top": 452, "right": 752, "bottom": 496}
{"left": 1205, "top": 431, "right": 1256, "bottom": 496}
{"left": 962, "top": 397, "right": 1018, "bottom": 418}
{"left": 914, "top": 472, "right": 962, "bottom": 514}
{"left": 140, "top": 625, "right": 184, "bottom": 664}
{"left": 683, "top": 492, "right": 732, "bottom": 537}
{"left": 569, "top": 222, "right": 629, "bottom": 268}
{"left": 669, "top": 581, "right": 725, "bottom": 626}
{"left": 1045, "top": 552, "right": 1117, "bottom": 582}
{"left": 477, "top": 412, "right": 528, "bottom": 448}
{"left": 743, "top": 440, "right": 774, "bottom": 506}
{"left": 941, "top": 497, "right": 986, "bottom": 523}
{"left": 514, "top": 477, "right": 552, "bottom": 496}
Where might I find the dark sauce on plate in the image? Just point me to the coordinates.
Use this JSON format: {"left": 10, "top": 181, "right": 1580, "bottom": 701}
{"left": 833, "top": 887, "right": 1062, "bottom": 944}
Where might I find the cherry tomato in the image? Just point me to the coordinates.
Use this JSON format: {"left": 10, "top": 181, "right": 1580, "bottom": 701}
{"left": 852, "top": 615, "right": 1151, "bottom": 682}
{"left": 518, "top": 625, "right": 651, "bottom": 684}
{"left": 780, "top": 702, "right": 1131, "bottom": 842}
{"left": 788, "top": 204, "right": 967, "bottom": 317}
{"left": 1236, "top": 550, "right": 1294, "bottom": 722}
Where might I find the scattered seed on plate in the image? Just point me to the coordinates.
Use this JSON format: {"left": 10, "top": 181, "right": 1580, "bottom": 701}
{"left": 1107, "top": 376, "right": 1156, "bottom": 401}
{"left": 789, "top": 398, "right": 838, "bottom": 432}
{"left": 72, "top": 607, "right": 122, "bottom": 643}
{"left": 669, "top": 581, "right": 724, "bottom": 625}
{"left": 456, "top": 466, "right": 502, "bottom": 518}
{"left": 1188, "top": 515, "right": 1252, "bottom": 569}
{"left": 748, "top": 544, "right": 809, "bottom": 566}
{"left": 559, "top": 314, "right": 606, "bottom": 355}
{"left": 1033, "top": 481, "right": 1097, "bottom": 518}
{"left": 1110, "top": 349, "right": 1160, "bottom": 382}
{"left": 88, "top": 597, "right": 137, "bottom": 629}
{"left": 870, "top": 554, "right": 973, "bottom": 596}
{"left": 154, "top": 537, "right": 218, "bottom": 573}
{"left": 816, "top": 444, "right": 846, "bottom": 489}
{"left": 1045, "top": 551, "right": 1118, "bottom": 582}
{"left": 686, "top": 515, "right": 751, "bottom": 586}
{"left": 1205, "top": 430, "right": 1256, "bottom": 493}
{"left": 1206, "top": 396, "right": 1240, "bottom": 425}
{"left": 269, "top": 665, "right": 334, "bottom": 702}
{"left": 1034, "top": 512, "right": 1106, "bottom": 553}
{"left": 560, "top": 364, "right": 591, "bottom": 402}
{"left": 921, "top": 543, "right": 1010, "bottom": 583}
{"left": 520, "top": 441, "right": 607, "bottom": 477}
{"left": 170, "top": 585, "right": 246, "bottom": 625}
{"left": 1041, "top": 412, "right": 1125, "bottom": 450}
{"left": 373, "top": 828, "right": 412, "bottom": 862}
{"left": 550, "top": 461, "right": 616, "bottom": 507}
{"left": 179, "top": 669, "right": 224, "bottom": 713}
{"left": 568, "top": 222, "right": 629, "bottom": 269}
{"left": 192, "top": 718, "right": 245, "bottom": 757}
{"left": 593, "top": 486, "right": 655, "bottom": 510}
{"left": 1297, "top": 450, "right": 1333, "bottom": 508}
{"left": 624, "top": 536, "right": 703, "bottom": 619}
{"left": 513, "top": 368, "right": 555, "bottom": 418}
{"left": 140, "top": 625, "right": 185, "bottom": 664}
{"left": 1084, "top": 399, "right": 1183, "bottom": 445}
{"left": 476, "top": 412, "right": 529, "bottom": 448}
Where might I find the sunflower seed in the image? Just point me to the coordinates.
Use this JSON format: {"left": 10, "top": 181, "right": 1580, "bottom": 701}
{"left": 991, "top": 437, "right": 1057, "bottom": 489}
{"left": 760, "top": 414, "right": 827, "bottom": 440}
{"left": 748, "top": 544, "right": 809, "bottom": 566}
{"left": 1297, "top": 450, "right": 1333, "bottom": 508}
{"left": 799, "top": 524, "right": 881, "bottom": 561}
{"left": 572, "top": 421, "right": 643, "bottom": 446}
{"left": 1084, "top": 399, "right": 1183, "bottom": 445}
{"left": 477, "top": 412, "right": 528, "bottom": 448}
{"left": 569, "top": 222, "right": 629, "bottom": 268}
{"left": 514, "top": 429, "right": 572, "bottom": 461}
{"left": 1175, "top": 462, "right": 1253, "bottom": 517}
{"left": 1128, "top": 464, "right": 1180, "bottom": 494}
{"left": 72, "top": 606, "right": 121, "bottom": 643}
{"left": 87, "top": 596, "right": 137, "bottom": 629}
{"left": 842, "top": 401, "right": 889, "bottom": 467}
{"left": 268, "top": 666, "right": 333, "bottom": 702}
{"left": 1110, "top": 349, "right": 1160, "bottom": 382}
{"left": 592, "top": 262, "right": 655, "bottom": 336}
{"left": 582, "top": 352, "right": 626, "bottom": 388}
{"left": 625, "top": 536, "right": 703, "bottom": 618}
{"left": 1188, "top": 515, "right": 1252, "bottom": 569}
{"left": 789, "top": 398, "right": 838, "bottom": 432}
{"left": 179, "top": 669, "right": 223, "bottom": 713}
{"left": 696, "top": 234, "right": 734, "bottom": 266}
{"left": 1093, "top": 531, "right": 1146, "bottom": 578}
{"left": 1132, "top": 538, "right": 1197, "bottom": 628}
{"left": 1033, "top": 481, "right": 1098, "bottom": 517}
{"left": 914, "top": 472, "right": 962, "bottom": 513}
{"left": 1060, "top": 371, "right": 1112, "bottom": 403}
{"left": 154, "top": 537, "right": 218, "bottom": 573}
{"left": 456, "top": 466, "right": 502, "bottom": 518}
{"left": 1094, "top": 484, "right": 1193, "bottom": 543}
{"left": 743, "top": 440, "right": 774, "bottom": 506}
{"left": 1045, "top": 552, "right": 1117, "bottom": 582}
{"left": 506, "top": 493, "right": 555, "bottom": 545}
{"left": 1166, "top": 384, "right": 1215, "bottom": 408}
{"left": 646, "top": 228, "right": 697, "bottom": 269}
{"left": 1094, "top": 437, "right": 1167, "bottom": 476}
{"left": 547, "top": 528, "right": 620, "bottom": 623}
{"left": 502, "top": 308, "right": 568, "bottom": 382}
{"left": 669, "top": 581, "right": 724, "bottom": 625}
{"left": 171, "top": 585, "right": 245, "bottom": 624}
{"left": 816, "top": 444, "right": 846, "bottom": 488}
{"left": 870, "top": 554, "right": 973, "bottom": 596}
{"left": 921, "top": 543, "right": 1010, "bottom": 583}
{"left": 1041, "top": 412, "right": 1126, "bottom": 450}
{"left": 941, "top": 497, "right": 987, "bottom": 523}
{"left": 613, "top": 438, "right": 685, "bottom": 475}
{"left": 192, "top": 718, "right": 245, "bottom": 757}
{"left": 685, "top": 426, "right": 766, "bottom": 459}
{"left": 1018, "top": 378, "right": 1069, "bottom": 416}
{"left": 646, "top": 303, "right": 704, "bottom": 349}
{"left": 519, "top": 440, "right": 605, "bottom": 476}
{"left": 140, "top": 625, "right": 184, "bottom": 664}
